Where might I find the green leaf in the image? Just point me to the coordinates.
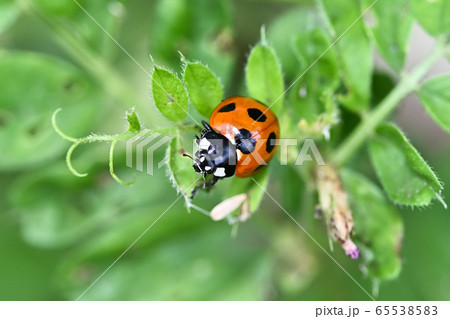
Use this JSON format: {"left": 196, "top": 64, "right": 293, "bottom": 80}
{"left": 183, "top": 62, "right": 223, "bottom": 118}
{"left": 290, "top": 28, "right": 339, "bottom": 123}
{"left": 126, "top": 109, "right": 141, "bottom": 133}
{"left": 8, "top": 164, "right": 106, "bottom": 248}
{"left": 418, "top": 75, "right": 450, "bottom": 133}
{"left": 249, "top": 167, "right": 270, "bottom": 212}
{"left": 150, "top": 0, "right": 235, "bottom": 86}
{"left": 341, "top": 169, "right": 403, "bottom": 280}
{"left": 279, "top": 165, "right": 305, "bottom": 213}
{"left": 321, "top": 0, "right": 372, "bottom": 112}
{"left": 363, "top": 0, "right": 413, "bottom": 72}
{"left": 8, "top": 156, "right": 173, "bottom": 250}
{"left": 167, "top": 135, "right": 199, "bottom": 203}
{"left": 33, "top": 0, "right": 122, "bottom": 53}
{"left": 369, "top": 124, "right": 443, "bottom": 206}
{"left": 62, "top": 227, "right": 273, "bottom": 300}
{"left": 152, "top": 67, "right": 188, "bottom": 122}
{"left": 188, "top": 0, "right": 235, "bottom": 88}
{"left": 411, "top": 0, "right": 450, "bottom": 37}
{"left": 226, "top": 167, "right": 270, "bottom": 214}
{"left": 0, "top": 52, "right": 103, "bottom": 171}
{"left": 189, "top": 0, "right": 232, "bottom": 40}
{"left": 245, "top": 43, "right": 284, "bottom": 115}
{"left": 294, "top": 29, "right": 339, "bottom": 93}
{"left": 42, "top": 171, "right": 175, "bottom": 256}
{"left": 149, "top": 0, "right": 191, "bottom": 66}
{"left": 34, "top": 0, "right": 79, "bottom": 16}
{"left": 0, "top": 0, "right": 18, "bottom": 34}
{"left": 266, "top": 8, "right": 315, "bottom": 81}
{"left": 0, "top": 222, "right": 64, "bottom": 300}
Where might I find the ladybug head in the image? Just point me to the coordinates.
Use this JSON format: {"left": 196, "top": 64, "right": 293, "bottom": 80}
{"left": 192, "top": 121, "right": 237, "bottom": 179}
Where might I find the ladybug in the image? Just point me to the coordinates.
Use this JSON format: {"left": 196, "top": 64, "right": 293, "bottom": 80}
{"left": 192, "top": 96, "right": 279, "bottom": 187}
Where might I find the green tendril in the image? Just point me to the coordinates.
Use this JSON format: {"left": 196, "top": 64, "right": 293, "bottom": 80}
{"left": 66, "top": 141, "right": 88, "bottom": 177}
{"left": 52, "top": 108, "right": 78, "bottom": 143}
{"left": 53, "top": 108, "right": 193, "bottom": 182}
{"left": 109, "top": 139, "right": 135, "bottom": 186}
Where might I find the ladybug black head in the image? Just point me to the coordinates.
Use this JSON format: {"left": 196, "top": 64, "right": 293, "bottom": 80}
{"left": 193, "top": 121, "right": 237, "bottom": 179}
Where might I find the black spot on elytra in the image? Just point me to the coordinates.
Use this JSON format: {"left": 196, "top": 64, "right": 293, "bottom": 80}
{"left": 247, "top": 108, "right": 267, "bottom": 122}
{"left": 218, "top": 103, "right": 236, "bottom": 113}
{"left": 235, "top": 128, "right": 256, "bottom": 154}
{"left": 266, "top": 132, "right": 276, "bottom": 153}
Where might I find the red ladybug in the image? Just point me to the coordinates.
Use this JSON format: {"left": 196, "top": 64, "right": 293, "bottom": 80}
{"left": 193, "top": 96, "right": 279, "bottom": 185}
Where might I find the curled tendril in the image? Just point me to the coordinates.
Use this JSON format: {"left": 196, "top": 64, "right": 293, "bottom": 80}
{"left": 66, "top": 141, "right": 88, "bottom": 177}
{"left": 52, "top": 108, "right": 186, "bottom": 185}
{"left": 53, "top": 108, "right": 138, "bottom": 180}
{"left": 52, "top": 108, "right": 78, "bottom": 143}
{"left": 109, "top": 139, "right": 135, "bottom": 186}
{"left": 53, "top": 108, "right": 88, "bottom": 177}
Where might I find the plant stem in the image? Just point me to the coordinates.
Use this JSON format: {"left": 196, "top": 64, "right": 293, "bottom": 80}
{"left": 332, "top": 40, "right": 447, "bottom": 166}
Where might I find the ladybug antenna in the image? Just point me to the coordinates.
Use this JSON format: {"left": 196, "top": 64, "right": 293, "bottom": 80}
{"left": 182, "top": 153, "right": 193, "bottom": 160}
{"left": 202, "top": 173, "right": 206, "bottom": 188}
{"left": 180, "top": 148, "right": 194, "bottom": 160}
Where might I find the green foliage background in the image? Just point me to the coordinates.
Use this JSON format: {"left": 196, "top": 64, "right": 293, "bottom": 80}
{"left": 0, "top": 0, "right": 449, "bottom": 300}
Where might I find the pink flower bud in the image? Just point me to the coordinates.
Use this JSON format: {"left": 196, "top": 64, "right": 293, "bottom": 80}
{"left": 210, "top": 194, "right": 247, "bottom": 221}
{"left": 342, "top": 239, "right": 359, "bottom": 259}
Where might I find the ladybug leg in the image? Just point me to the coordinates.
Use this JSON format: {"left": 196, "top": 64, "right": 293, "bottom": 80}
{"left": 202, "top": 173, "right": 207, "bottom": 188}
{"left": 201, "top": 121, "right": 213, "bottom": 131}
{"left": 200, "top": 121, "right": 216, "bottom": 137}
{"left": 195, "top": 134, "right": 200, "bottom": 145}
{"left": 202, "top": 174, "right": 219, "bottom": 189}
{"left": 190, "top": 174, "right": 205, "bottom": 199}
{"left": 205, "top": 175, "right": 219, "bottom": 188}
{"left": 190, "top": 175, "right": 219, "bottom": 199}
{"left": 190, "top": 184, "right": 201, "bottom": 199}
{"left": 315, "top": 205, "right": 324, "bottom": 220}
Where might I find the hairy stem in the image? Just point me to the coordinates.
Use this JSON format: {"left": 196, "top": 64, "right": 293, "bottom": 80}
{"left": 332, "top": 40, "right": 447, "bottom": 166}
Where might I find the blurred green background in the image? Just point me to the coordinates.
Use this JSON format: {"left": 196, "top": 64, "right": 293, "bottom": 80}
{"left": 1, "top": 0, "right": 449, "bottom": 300}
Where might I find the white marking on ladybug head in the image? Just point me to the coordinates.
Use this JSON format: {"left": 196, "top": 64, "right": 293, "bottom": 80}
{"left": 205, "top": 166, "right": 211, "bottom": 171}
{"left": 199, "top": 138, "right": 211, "bottom": 150}
{"left": 214, "top": 167, "right": 226, "bottom": 177}
{"left": 200, "top": 157, "right": 205, "bottom": 162}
